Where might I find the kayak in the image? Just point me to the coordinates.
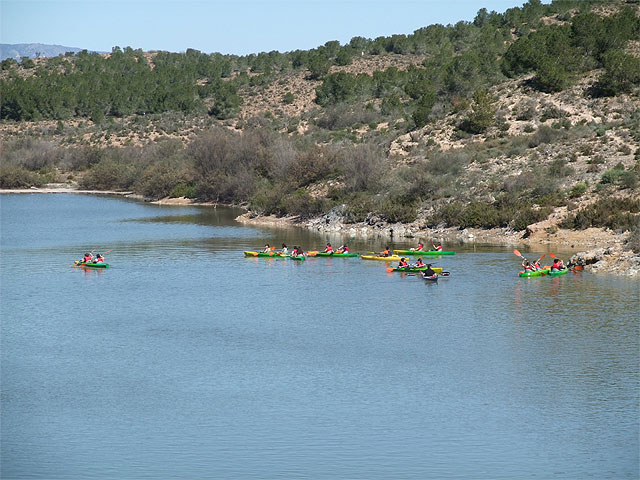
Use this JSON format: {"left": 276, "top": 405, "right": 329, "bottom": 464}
{"left": 394, "top": 249, "right": 455, "bottom": 256}
{"left": 311, "top": 252, "right": 359, "bottom": 258}
{"left": 391, "top": 266, "right": 443, "bottom": 273}
{"left": 548, "top": 268, "right": 569, "bottom": 276}
{"left": 290, "top": 255, "right": 305, "bottom": 261}
{"left": 361, "top": 255, "right": 404, "bottom": 261}
{"left": 244, "top": 251, "right": 289, "bottom": 257}
{"left": 518, "top": 268, "right": 549, "bottom": 277}
{"left": 75, "top": 261, "right": 109, "bottom": 269}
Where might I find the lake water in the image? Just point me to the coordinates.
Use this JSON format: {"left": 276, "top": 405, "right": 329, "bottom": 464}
{"left": 1, "top": 194, "right": 638, "bottom": 479}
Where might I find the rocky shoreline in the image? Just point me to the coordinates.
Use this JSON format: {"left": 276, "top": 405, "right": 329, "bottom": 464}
{"left": 237, "top": 209, "right": 640, "bottom": 278}
{"left": 3, "top": 185, "right": 638, "bottom": 277}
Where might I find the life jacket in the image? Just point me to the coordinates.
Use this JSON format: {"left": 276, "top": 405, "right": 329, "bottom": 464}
{"left": 342, "top": 246, "right": 348, "bottom": 252}
{"left": 525, "top": 264, "right": 533, "bottom": 271}
{"left": 83, "top": 255, "right": 92, "bottom": 262}
{"left": 382, "top": 249, "right": 390, "bottom": 256}
{"left": 95, "top": 257, "right": 103, "bottom": 263}
{"left": 399, "top": 261, "right": 408, "bottom": 268}
{"left": 435, "top": 245, "right": 442, "bottom": 251}
{"left": 325, "top": 246, "right": 333, "bottom": 252}
{"left": 417, "top": 245, "right": 424, "bottom": 251}
{"left": 415, "top": 261, "right": 424, "bottom": 267}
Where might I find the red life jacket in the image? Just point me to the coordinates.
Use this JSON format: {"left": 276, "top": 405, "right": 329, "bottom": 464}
{"left": 416, "top": 261, "right": 424, "bottom": 267}
{"left": 417, "top": 245, "right": 424, "bottom": 251}
{"left": 342, "top": 246, "right": 348, "bottom": 252}
{"left": 435, "top": 245, "right": 442, "bottom": 251}
{"left": 399, "top": 261, "right": 408, "bottom": 268}
{"left": 95, "top": 257, "right": 103, "bottom": 263}
{"left": 325, "top": 246, "right": 333, "bottom": 252}
{"left": 83, "top": 255, "right": 92, "bottom": 262}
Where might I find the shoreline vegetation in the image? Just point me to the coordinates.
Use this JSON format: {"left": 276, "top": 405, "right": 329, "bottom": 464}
{"left": 1, "top": 1, "right": 638, "bottom": 275}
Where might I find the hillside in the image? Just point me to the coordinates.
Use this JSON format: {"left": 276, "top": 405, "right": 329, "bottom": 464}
{"left": 1, "top": 0, "right": 639, "bottom": 273}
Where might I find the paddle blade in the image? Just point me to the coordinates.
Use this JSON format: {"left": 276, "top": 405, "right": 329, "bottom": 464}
{"left": 549, "top": 252, "right": 556, "bottom": 258}
{"left": 513, "top": 249, "right": 522, "bottom": 258}
{"left": 253, "top": 252, "right": 259, "bottom": 256}
{"left": 386, "top": 267, "right": 394, "bottom": 272}
{"left": 573, "top": 265, "right": 583, "bottom": 270}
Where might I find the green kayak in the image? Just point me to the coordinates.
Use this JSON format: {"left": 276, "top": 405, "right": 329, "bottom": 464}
{"left": 290, "top": 255, "right": 305, "bottom": 261}
{"left": 547, "top": 268, "right": 569, "bottom": 276}
{"left": 244, "top": 251, "right": 289, "bottom": 258}
{"left": 518, "top": 268, "right": 549, "bottom": 277}
{"left": 394, "top": 249, "right": 455, "bottom": 256}
{"left": 75, "top": 260, "right": 109, "bottom": 269}
{"left": 391, "top": 266, "right": 443, "bottom": 273}
{"left": 312, "top": 252, "right": 359, "bottom": 258}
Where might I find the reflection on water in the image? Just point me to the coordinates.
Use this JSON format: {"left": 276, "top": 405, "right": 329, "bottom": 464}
{"left": 1, "top": 194, "right": 638, "bottom": 479}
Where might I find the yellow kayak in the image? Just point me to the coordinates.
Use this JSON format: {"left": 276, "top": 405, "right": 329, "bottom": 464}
{"left": 361, "top": 255, "right": 404, "bottom": 261}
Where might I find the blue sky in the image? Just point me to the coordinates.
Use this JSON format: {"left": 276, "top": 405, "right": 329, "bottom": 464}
{"left": 3, "top": 0, "right": 528, "bottom": 55}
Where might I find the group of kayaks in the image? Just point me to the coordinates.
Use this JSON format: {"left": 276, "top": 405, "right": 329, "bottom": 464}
{"left": 514, "top": 249, "right": 581, "bottom": 278}
{"left": 245, "top": 245, "right": 454, "bottom": 281}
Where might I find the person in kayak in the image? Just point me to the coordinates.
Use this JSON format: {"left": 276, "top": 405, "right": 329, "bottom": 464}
{"left": 323, "top": 243, "right": 333, "bottom": 253}
{"left": 414, "top": 258, "right": 425, "bottom": 268}
{"left": 411, "top": 243, "right": 424, "bottom": 251}
{"left": 431, "top": 242, "right": 443, "bottom": 252}
{"left": 550, "top": 258, "right": 565, "bottom": 272}
{"left": 295, "top": 246, "right": 304, "bottom": 257}
{"left": 81, "top": 252, "right": 93, "bottom": 263}
{"left": 379, "top": 246, "right": 392, "bottom": 257}
{"left": 397, "top": 258, "right": 409, "bottom": 269}
{"left": 336, "top": 244, "right": 349, "bottom": 253}
{"left": 262, "top": 244, "right": 271, "bottom": 253}
{"left": 422, "top": 264, "right": 437, "bottom": 278}
{"left": 522, "top": 260, "right": 535, "bottom": 272}
{"left": 280, "top": 244, "right": 288, "bottom": 253}
{"left": 94, "top": 254, "right": 104, "bottom": 263}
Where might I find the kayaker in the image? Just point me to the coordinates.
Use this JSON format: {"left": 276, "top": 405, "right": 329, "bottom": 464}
{"left": 81, "top": 252, "right": 93, "bottom": 263}
{"left": 94, "top": 254, "right": 104, "bottom": 263}
{"left": 522, "top": 260, "right": 533, "bottom": 272}
{"left": 280, "top": 244, "right": 288, "bottom": 253}
{"left": 323, "top": 243, "right": 333, "bottom": 253}
{"left": 412, "top": 243, "right": 424, "bottom": 251}
{"left": 296, "top": 247, "right": 305, "bottom": 257}
{"left": 379, "top": 246, "right": 392, "bottom": 257}
{"left": 431, "top": 242, "right": 443, "bottom": 252}
{"left": 550, "top": 258, "right": 565, "bottom": 272}
{"left": 414, "top": 258, "right": 425, "bottom": 268}
{"left": 422, "top": 264, "right": 437, "bottom": 278}
{"left": 336, "top": 244, "right": 349, "bottom": 253}
{"left": 263, "top": 244, "right": 271, "bottom": 253}
{"left": 398, "top": 258, "right": 409, "bottom": 269}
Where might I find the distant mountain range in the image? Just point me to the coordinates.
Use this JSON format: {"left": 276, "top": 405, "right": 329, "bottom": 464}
{"left": 0, "top": 43, "right": 85, "bottom": 61}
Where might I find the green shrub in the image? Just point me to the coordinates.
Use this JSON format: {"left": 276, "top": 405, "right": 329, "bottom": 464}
{"left": 282, "top": 92, "right": 294, "bottom": 105}
{"left": 0, "top": 166, "right": 45, "bottom": 188}
{"left": 169, "top": 182, "right": 196, "bottom": 198}
{"left": 280, "top": 189, "right": 328, "bottom": 217}
{"left": 569, "top": 182, "right": 587, "bottom": 198}
{"left": 379, "top": 200, "right": 417, "bottom": 224}
{"left": 561, "top": 197, "right": 640, "bottom": 230}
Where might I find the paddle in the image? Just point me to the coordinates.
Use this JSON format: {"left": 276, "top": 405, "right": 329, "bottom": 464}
{"left": 513, "top": 249, "right": 526, "bottom": 260}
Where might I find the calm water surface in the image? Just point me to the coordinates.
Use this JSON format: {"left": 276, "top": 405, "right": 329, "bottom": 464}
{"left": 1, "top": 194, "right": 638, "bottom": 479}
